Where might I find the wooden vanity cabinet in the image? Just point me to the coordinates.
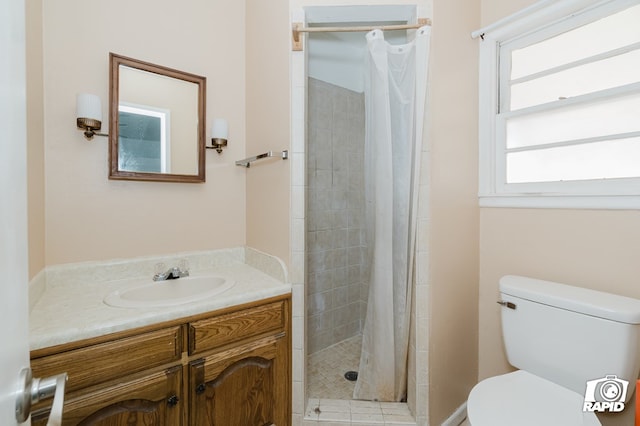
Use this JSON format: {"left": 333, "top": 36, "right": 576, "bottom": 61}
{"left": 30, "top": 295, "right": 291, "bottom": 426}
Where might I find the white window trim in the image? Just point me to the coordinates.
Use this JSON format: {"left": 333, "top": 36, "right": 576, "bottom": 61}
{"left": 474, "top": 0, "right": 640, "bottom": 209}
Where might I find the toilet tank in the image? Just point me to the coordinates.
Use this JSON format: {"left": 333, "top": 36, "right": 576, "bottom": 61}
{"left": 499, "top": 275, "right": 640, "bottom": 401}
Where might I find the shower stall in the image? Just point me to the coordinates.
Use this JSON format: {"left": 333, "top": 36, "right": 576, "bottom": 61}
{"left": 291, "top": 5, "right": 432, "bottom": 422}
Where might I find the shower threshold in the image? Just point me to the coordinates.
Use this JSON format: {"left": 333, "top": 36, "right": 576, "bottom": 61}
{"left": 304, "top": 398, "right": 416, "bottom": 424}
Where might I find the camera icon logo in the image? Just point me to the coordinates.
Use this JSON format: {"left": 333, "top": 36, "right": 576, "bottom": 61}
{"left": 583, "top": 375, "right": 628, "bottom": 413}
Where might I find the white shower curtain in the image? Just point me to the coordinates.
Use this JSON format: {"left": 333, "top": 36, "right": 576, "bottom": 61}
{"left": 353, "top": 25, "right": 430, "bottom": 402}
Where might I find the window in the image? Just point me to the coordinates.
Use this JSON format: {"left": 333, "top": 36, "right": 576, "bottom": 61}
{"left": 476, "top": 0, "right": 640, "bottom": 209}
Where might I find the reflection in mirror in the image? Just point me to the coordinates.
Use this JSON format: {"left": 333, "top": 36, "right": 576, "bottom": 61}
{"left": 118, "top": 103, "right": 170, "bottom": 173}
{"left": 109, "top": 53, "right": 206, "bottom": 182}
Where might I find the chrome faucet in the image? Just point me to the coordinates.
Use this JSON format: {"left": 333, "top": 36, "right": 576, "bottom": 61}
{"left": 153, "top": 261, "right": 190, "bottom": 281}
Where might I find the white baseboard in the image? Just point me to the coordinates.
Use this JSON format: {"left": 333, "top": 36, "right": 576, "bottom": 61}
{"left": 441, "top": 402, "right": 467, "bottom": 426}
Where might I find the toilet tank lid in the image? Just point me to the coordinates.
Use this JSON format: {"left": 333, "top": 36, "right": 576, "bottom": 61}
{"left": 500, "top": 275, "right": 640, "bottom": 324}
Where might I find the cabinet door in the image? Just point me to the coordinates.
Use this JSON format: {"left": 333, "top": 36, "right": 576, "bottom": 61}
{"left": 32, "top": 365, "right": 183, "bottom": 426}
{"left": 189, "top": 335, "right": 289, "bottom": 426}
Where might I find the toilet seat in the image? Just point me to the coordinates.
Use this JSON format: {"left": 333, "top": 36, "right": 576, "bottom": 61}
{"left": 467, "top": 370, "right": 601, "bottom": 426}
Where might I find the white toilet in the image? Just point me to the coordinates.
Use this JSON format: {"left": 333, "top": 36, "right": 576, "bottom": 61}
{"left": 467, "top": 275, "right": 640, "bottom": 426}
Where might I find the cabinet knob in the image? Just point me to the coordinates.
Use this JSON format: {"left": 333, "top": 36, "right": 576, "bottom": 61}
{"left": 167, "top": 395, "right": 179, "bottom": 407}
{"left": 196, "top": 383, "right": 206, "bottom": 394}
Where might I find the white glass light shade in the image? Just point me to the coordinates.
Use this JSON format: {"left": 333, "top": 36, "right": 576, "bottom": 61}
{"left": 76, "top": 93, "right": 102, "bottom": 121}
{"left": 211, "top": 118, "right": 228, "bottom": 140}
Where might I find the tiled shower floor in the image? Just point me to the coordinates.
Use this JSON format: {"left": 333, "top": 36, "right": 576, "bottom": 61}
{"left": 306, "top": 335, "right": 416, "bottom": 425}
{"left": 307, "top": 335, "right": 362, "bottom": 399}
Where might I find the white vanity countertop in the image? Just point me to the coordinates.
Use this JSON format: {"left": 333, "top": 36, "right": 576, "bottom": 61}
{"left": 29, "top": 262, "right": 291, "bottom": 351}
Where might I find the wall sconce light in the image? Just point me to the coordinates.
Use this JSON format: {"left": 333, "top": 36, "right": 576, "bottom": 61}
{"left": 76, "top": 93, "right": 108, "bottom": 140}
{"left": 207, "top": 118, "right": 228, "bottom": 154}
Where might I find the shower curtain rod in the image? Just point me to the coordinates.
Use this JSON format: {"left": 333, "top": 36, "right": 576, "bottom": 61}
{"left": 292, "top": 18, "right": 431, "bottom": 51}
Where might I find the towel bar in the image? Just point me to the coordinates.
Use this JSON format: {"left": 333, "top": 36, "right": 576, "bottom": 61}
{"left": 235, "top": 150, "right": 288, "bottom": 168}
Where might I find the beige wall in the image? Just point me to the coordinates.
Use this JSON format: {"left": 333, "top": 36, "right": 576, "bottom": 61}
{"left": 245, "top": 0, "right": 291, "bottom": 266}
{"left": 26, "top": 0, "right": 45, "bottom": 279}
{"left": 41, "top": 0, "right": 247, "bottom": 265}
{"left": 480, "top": 0, "right": 536, "bottom": 25}
{"left": 428, "top": 0, "right": 480, "bottom": 423}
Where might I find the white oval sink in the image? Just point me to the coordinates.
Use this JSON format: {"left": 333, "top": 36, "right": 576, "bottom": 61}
{"left": 104, "top": 275, "right": 235, "bottom": 308}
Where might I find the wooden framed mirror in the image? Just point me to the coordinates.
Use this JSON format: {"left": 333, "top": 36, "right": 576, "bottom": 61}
{"left": 109, "top": 53, "right": 206, "bottom": 182}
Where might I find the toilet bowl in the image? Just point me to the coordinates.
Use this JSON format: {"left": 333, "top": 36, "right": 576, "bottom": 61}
{"left": 467, "top": 275, "right": 640, "bottom": 426}
{"left": 468, "top": 370, "right": 600, "bottom": 426}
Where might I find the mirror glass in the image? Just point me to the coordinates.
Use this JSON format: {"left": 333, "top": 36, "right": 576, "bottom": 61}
{"left": 109, "top": 53, "right": 206, "bottom": 182}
